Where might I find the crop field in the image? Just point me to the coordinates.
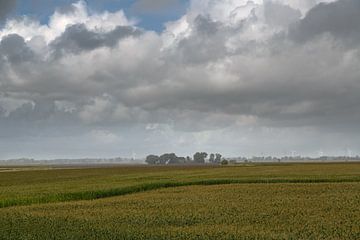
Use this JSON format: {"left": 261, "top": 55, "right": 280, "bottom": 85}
{"left": 0, "top": 163, "right": 360, "bottom": 239}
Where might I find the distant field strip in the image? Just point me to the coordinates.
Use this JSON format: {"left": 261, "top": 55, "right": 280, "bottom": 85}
{"left": 2, "top": 176, "right": 360, "bottom": 208}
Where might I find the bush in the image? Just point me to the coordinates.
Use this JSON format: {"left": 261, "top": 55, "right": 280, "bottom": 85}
{"left": 221, "top": 159, "right": 229, "bottom": 165}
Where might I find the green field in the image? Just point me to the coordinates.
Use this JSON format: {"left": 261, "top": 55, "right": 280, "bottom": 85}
{"left": 0, "top": 163, "right": 359, "bottom": 239}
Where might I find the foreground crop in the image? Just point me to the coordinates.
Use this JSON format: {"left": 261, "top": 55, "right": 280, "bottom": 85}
{"left": 1, "top": 183, "right": 359, "bottom": 239}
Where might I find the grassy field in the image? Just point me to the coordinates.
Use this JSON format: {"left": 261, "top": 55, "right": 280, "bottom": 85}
{"left": 0, "top": 163, "right": 359, "bottom": 239}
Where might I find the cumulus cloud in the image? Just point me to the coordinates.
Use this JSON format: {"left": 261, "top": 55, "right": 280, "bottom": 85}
{"left": 0, "top": 1, "right": 134, "bottom": 42}
{"left": 50, "top": 24, "right": 142, "bottom": 57}
{"left": 290, "top": 0, "right": 360, "bottom": 45}
{"left": 0, "top": 34, "right": 34, "bottom": 63}
{"left": 0, "top": 0, "right": 360, "bottom": 158}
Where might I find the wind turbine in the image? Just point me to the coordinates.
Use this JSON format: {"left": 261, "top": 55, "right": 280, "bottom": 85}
{"left": 131, "top": 151, "right": 136, "bottom": 161}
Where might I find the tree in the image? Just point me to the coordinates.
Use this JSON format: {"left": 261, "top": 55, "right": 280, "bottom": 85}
{"left": 221, "top": 159, "right": 229, "bottom": 165}
{"left": 145, "top": 155, "right": 159, "bottom": 165}
{"left": 174, "top": 157, "right": 186, "bottom": 164}
{"left": 215, "top": 153, "right": 222, "bottom": 164}
{"left": 159, "top": 153, "right": 179, "bottom": 164}
{"left": 193, "top": 152, "right": 208, "bottom": 164}
{"left": 209, "top": 153, "right": 215, "bottom": 163}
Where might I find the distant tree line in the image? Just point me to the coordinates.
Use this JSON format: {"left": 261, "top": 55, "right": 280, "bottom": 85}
{"left": 145, "top": 152, "right": 223, "bottom": 165}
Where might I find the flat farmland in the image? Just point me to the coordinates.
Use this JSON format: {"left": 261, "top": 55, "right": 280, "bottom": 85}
{"left": 0, "top": 163, "right": 359, "bottom": 239}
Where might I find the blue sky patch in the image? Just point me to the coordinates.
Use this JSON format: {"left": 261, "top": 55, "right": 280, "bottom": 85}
{"left": 13, "top": 0, "right": 189, "bottom": 32}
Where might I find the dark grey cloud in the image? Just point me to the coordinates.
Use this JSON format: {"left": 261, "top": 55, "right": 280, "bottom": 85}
{"left": 0, "top": 34, "right": 34, "bottom": 63}
{"left": 173, "top": 15, "right": 228, "bottom": 64}
{"left": 0, "top": 0, "right": 16, "bottom": 20}
{"left": 290, "top": 0, "right": 360, "bottom": 44}
{"left": 50, "top": 24, "right": 142, "bottom": 57}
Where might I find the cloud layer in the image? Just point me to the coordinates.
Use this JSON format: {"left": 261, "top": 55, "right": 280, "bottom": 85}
{"left": 0, "top": 0, "right": 359, "bottom": 158}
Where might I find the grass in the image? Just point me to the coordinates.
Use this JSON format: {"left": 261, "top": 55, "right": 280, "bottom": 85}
{"left": 0, "top": 163, "right": 360, "bottom": 239}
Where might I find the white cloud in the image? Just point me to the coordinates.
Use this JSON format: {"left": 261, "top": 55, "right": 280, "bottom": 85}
{"left": 0, "top": 1, "right": 134, "bottom": 43}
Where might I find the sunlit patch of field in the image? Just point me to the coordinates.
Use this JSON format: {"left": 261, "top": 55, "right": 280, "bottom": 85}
{"left": 0, "top": 166, "right": 54, "bottom": 172}
{"left": 0, "top": 168, "right": 14, "bottom": 172}
{"left": 0, "top": 163, "right": 359, "bottom": 239}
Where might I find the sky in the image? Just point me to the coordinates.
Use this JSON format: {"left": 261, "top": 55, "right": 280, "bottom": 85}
{"left": 0, "top": 0, "right": 360, "bottom": 159}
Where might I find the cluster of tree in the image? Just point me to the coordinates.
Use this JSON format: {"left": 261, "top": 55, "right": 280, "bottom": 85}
{"left": 145, "top": 152, "right": 222, "bottom": 165}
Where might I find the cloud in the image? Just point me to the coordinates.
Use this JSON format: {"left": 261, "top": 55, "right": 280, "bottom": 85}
{"left": 0, "top": 0, "right": 360, "bottom": 158}
{"left": 263, "top": 1, "right": 301, "bottom": 27}
{"left": 50, "top": 23, "right": 142, "bottom": 57}
{"left": 0, "top": 0, "right": 16, "bottom": 21}
{"left": 289, "top": 0, "right": 360, "bottom": 45}
{"left": 0, "top": 1, "right": 134, "bottom": 43}
{"left": 0, "top": 34, "right": 34, "bottom": 63}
